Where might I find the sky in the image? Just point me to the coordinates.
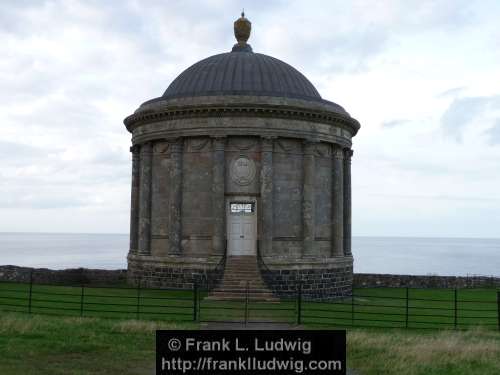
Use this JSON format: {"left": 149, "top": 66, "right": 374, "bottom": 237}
{"left": 1, "top": 0, "right": 499, "bottom": 238}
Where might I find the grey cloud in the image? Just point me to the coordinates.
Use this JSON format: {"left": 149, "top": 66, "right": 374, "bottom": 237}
{"left": 441, "top": 95, "right": 500, "bottom": 141}
{"left": 368, "top": 193, "right": 500, "bottom": 202}
{"left": 436, "top": 87, "right": 466, "bottom": 99}
{"left": 382, "top": 119, "right": 410, "bottom": 128}
{"left": 485, "top": 120, "right": 500, "bottom": 145}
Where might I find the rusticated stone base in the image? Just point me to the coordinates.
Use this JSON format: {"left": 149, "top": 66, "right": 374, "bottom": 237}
{"left": 127, "top": 254, "right": 224, "bottom": 289}
{"left": 258, "top": 256, "right": 353, "bottom": 300}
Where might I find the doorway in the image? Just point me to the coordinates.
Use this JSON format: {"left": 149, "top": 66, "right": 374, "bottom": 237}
{"left": 226, "top": 197, "right": 257, "bottom": 256}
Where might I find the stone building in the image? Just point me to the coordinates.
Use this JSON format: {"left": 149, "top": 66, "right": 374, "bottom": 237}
{"left": 124, "top": 14, "right": 360, "bottom": 299}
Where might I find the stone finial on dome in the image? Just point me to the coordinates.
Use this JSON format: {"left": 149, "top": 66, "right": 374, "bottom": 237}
{"left": 232, "top": 11, "right": 253, "bottom": 52}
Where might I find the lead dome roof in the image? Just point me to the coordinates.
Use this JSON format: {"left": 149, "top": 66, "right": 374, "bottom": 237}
{"left": 162, "top": 52, "right": 322, "bottom": 102}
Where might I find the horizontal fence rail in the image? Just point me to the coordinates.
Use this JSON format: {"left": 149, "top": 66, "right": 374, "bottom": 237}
{"left": 0, "top": 277, "right": 499, "bottom": 331}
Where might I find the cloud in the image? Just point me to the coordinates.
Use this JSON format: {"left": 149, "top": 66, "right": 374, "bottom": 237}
{"left": 382, "top": 119, "right": 410, "bottom": 128}
{"left": 485, "top": 120, "right": 500, "bottom": 145}
{"left": 440, "top": 95, "right": 500, "bottom": 141}
{"left": 436, "top": 87, "right": 466, "bottom": 99}
{"left": 1, "top": 0, "right": 500, "bottom": 238}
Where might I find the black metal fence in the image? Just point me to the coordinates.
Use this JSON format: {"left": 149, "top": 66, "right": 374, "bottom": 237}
{"left": 0, "top": 276, "right": 499, "bottom": 331}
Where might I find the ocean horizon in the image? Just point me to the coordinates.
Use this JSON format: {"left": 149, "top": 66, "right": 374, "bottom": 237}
{"left": 0, "top": 232, "right": 499, "bottom": 277}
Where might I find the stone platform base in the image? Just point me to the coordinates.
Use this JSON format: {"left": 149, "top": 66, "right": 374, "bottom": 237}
{"left": 127, "top": 254, "right": 224, "bottom": 289}
{"left": 128, "top": 254, "right": 353, "bottom": 301}
{"left": 259, "top": 256, "right": 353, "bottom": 300}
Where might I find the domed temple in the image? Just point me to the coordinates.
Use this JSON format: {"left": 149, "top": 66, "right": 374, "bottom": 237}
{"left": 124, "top": 14, "right": 360, "bottom": 299}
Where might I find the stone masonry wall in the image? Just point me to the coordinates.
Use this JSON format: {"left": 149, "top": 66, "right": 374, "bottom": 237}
{"left": 0, "top": 265, "right": 126, "bottom": 286}
{"left": 126, "top": 259, "right": 224, "bottom": 290}
{"left": 260, "top": 265, "right": 353, "bottom": 300}
{"left": 354, "top": 273, "right": 500, "bottom": 289}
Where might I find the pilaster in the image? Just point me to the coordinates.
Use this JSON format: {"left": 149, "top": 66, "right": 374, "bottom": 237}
{"left": 169, "top": 138, "right": 183, "bottom": 255}
{"left": 212, "top": 136, "right": 226, "bottom": 256}
{"left": 331, "top": 145, "right": 344, "bottom": 257}
{"left": 138, "top": 142, "right": 152, "bottom": 255}
{"left": 260, "top": 136, "right": 275, "bottom": 256}
{"left": 129, "top": 145, "right": 141, "bottom": 254}
{"left": 343, "top": 149, "right": 353, "bottom": 256}
{"left": 302, "top": 140, "right": 316, "bottom": 257}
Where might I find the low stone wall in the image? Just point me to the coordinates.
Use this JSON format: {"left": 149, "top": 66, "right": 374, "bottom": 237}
{"left": 354, "top": 273, "right": 500, "bottom": 289}
{"left": 0, "top": 265, "right": 126, "bottom": 286}
{"left": 2, "top": 265, "right": 499, "bottom": 290}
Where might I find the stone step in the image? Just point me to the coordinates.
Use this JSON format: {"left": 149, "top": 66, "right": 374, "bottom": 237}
{"left": 209, "top": 255, "right": 276, "bottom": 302}
{"left": 220, "top": 281, "right": 266, "bottom": 287}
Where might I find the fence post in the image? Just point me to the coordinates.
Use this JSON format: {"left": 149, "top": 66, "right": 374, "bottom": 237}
{"left": 193, "top": 281, "right": 198, "bottom": 322}
{"left": 497, "top": 291, "right": 500, "bottom": 332}
{"left": 405, "top": 287, "right": 409, "bottom": 329}
{"left": 454, "top": 288, "right": 458, "bottom": 330}
{"left": 296, "top": 282, "right": 302, "bottom": 325}
{"left": 136, "top": 279, "right": 141, "bottom": 320}
{"left": 28, "top": 270, "right": 33, "bottom": 314}
{"left": 80, "top": 284, "right": 85, "bottom": 317}
{"left": 245, "top": 281, "right": 249, "bottom": 326}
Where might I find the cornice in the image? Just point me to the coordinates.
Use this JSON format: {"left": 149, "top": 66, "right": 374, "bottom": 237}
{"left": 124, "top": 102, "right": 361, "bottom": 136}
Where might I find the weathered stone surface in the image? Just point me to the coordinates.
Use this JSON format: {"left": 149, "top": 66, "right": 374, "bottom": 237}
{"left": 0, "top": 265, "right": 126, "bottom": 286}
{"left": 343, "top": 149, "right": 353, "bottom": 256}
{"left": 260, "top": 137, "right": 274, "bottom": 257}
{"left": 169, "top": 139, "right": 183, "bottom": 255}
{"left": 354, "top": 273, "right": 500, "bottom": 289}
{"left": 212, "top": 137, "right": 226, "bottom": 256}
{"left": 138, "top": 142, "right": 152, "bottom": 255}
{"left": 129, "top": 145, "right": 141, "bottom": 254}
{"left": 331, "top": 146, "right": 344, "bottom": 257}
{"left": 302, "top": 140, "right": 316, "bottom": 257}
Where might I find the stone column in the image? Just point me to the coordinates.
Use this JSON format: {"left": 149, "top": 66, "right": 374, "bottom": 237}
{"left": 331, "top": 145, "right": 344, "bottom": 257}
{"left": 138, "top": 142, "right": 153, "bottom": 255}
{"left": 343, "top": 149, "right": 353, "bottom": 256}
{"left": 260, "top": 137, "right": 274, "bottom": 256}
{"left": 302, "top": 140, "right": 316, "bottom": 257}
{"left": 212, "top": 136, "right": 226, "bottom": 256}
{"left": 129, "top": 145, "right": 141, "bottom": 254}
{"left": 169, "top": 138, "right": 183, "bottom": 255}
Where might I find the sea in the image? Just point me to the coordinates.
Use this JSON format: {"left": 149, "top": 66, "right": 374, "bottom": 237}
{"left": 0, "top": 233, "right": 499, "bottom": 277}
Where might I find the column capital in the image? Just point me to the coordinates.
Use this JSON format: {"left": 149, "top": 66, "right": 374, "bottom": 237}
{"left": 333, "top": 145, "right": 344, "bottom": 160}
{"left": 168, "top": 138, "right": 183, "bottom": 153}
{"left": 130, "top": 145, "right": 141, "bottom": 154}
{"left": 261, "top": 136, "right": 276, "bottom": 151}
{"left": 211, "top": 136, "right": 227, "bottom": 151}
{"left": 344, "top": 148, "right": 354, "bottom": 159}
{"left": 140, "top": 141, "right": 153, "bottom": 154}
{"left": 303, "top": 139, "right": 319, "bottom": 154}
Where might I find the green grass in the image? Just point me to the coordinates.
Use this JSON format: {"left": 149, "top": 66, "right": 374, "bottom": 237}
{"left": 0, "top": 282, "right": 498, "bottom": 329}
{"left": 347, "top": 327, "right": 500, "bottom": 375}
{"left": 0, "top": 312, "right": 498, "bottom": 375}
{"left": 0, "top": 312, "right": 196, "bottom": 375}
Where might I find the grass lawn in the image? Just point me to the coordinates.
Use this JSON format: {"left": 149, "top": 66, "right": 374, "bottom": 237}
{"left": 0, "top": 313, "right": 499, "bottom": 375}
{"left": 1, "top": 282, "right": 497, "bottom": 329}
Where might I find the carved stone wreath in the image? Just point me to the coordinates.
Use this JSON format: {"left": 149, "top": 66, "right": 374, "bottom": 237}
{"left": 230, "top": 156, "right": 256, "bottom": 186}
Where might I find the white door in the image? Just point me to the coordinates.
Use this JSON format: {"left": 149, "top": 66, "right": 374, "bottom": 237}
{"left": 227, "top": 198, "right": 257, "bottom": 256}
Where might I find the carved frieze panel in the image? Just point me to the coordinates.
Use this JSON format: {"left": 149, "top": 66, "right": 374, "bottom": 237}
{"left": 153, "top": 141, "right": 170, "bottom": 155}
{"left": 186, "top": 137, "right": 211, "bottom": 152}
{"left": 275, "top": 138, "right": 301, "bottom": 153}
{"left": 314, "top": 142, "right": 331, "bottom": 158}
